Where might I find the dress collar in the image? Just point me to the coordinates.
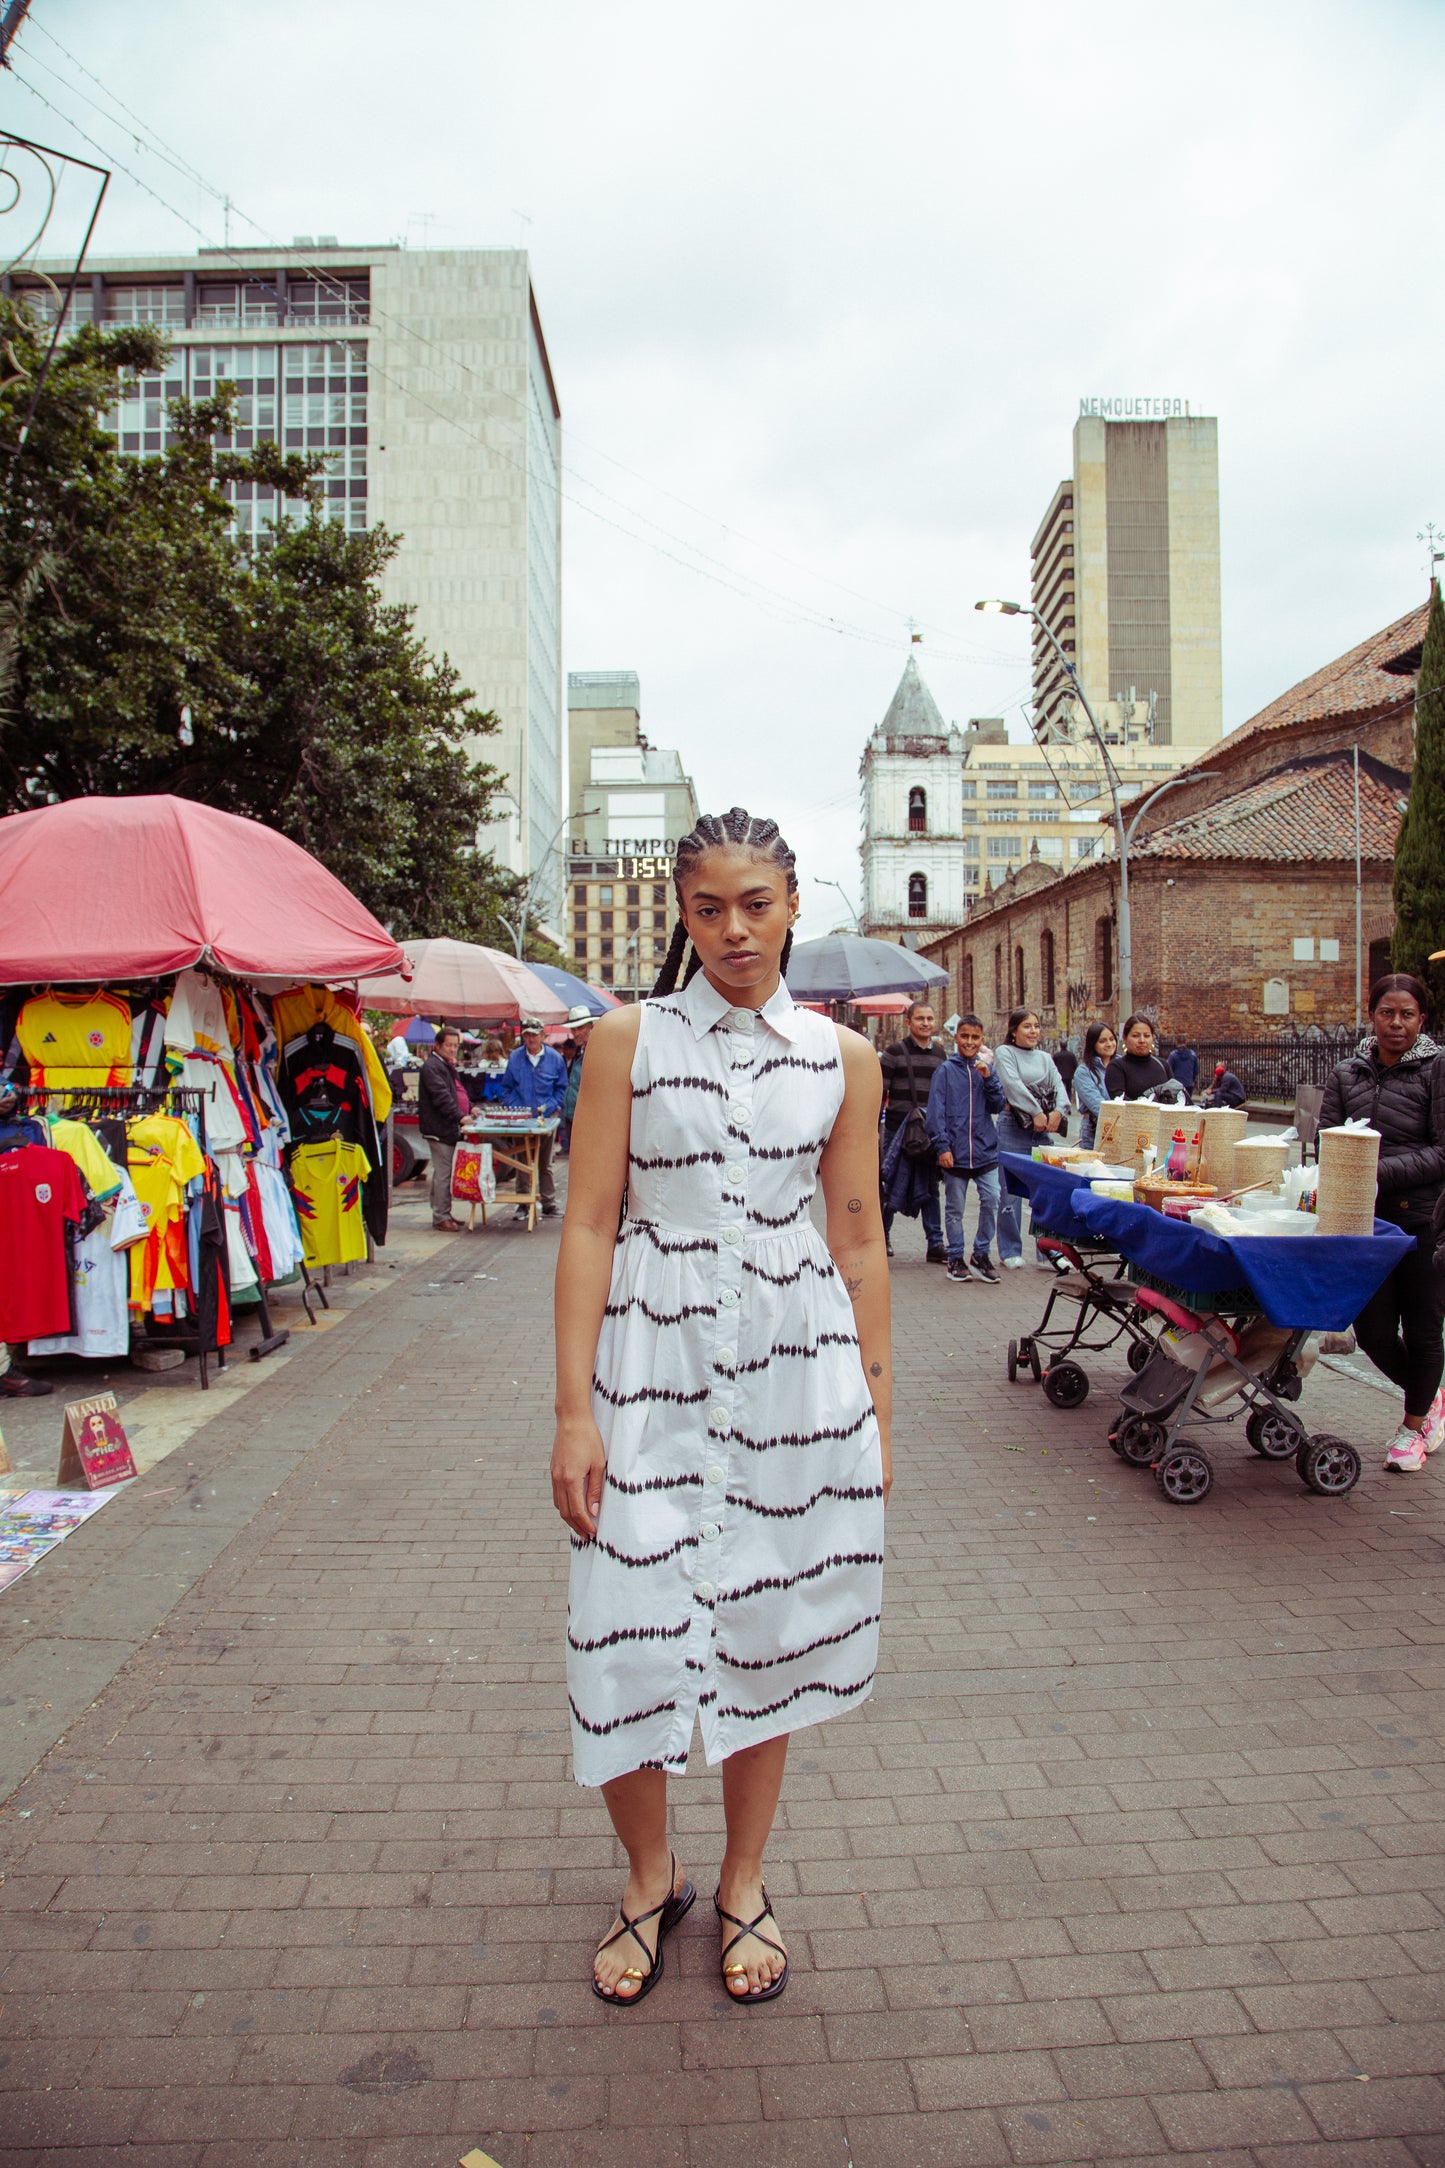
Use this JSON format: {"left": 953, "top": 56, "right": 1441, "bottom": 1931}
{"left": 678, "top": 969, "right": 804, "bottom": 1044}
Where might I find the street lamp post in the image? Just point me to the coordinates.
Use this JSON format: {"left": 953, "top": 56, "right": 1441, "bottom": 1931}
{"left": 975, "top": 599, "right": 1216, "bottom": 1025}
{"left": 498, "top": 811, "right": 572, "bottom": 960}
{"left": 813, "top": 876, "right": 861, "bottom": 928}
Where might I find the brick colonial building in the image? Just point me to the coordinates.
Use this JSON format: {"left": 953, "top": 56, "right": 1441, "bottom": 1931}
{"left": 921, "top": 601, "right": 1428, "bottom": 1041}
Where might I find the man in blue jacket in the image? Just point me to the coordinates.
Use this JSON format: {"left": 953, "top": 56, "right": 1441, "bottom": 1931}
{"left": 499, "top": 1016, "right": 568, "bottom": 1218}
{"left": 926, "top": 1013, "right": 1007, "bottom": 1283}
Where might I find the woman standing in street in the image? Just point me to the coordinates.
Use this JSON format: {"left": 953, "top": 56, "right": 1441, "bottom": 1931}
{"left": 991, "top": 1007, "right": 1068, "bottom": 1269}
{"left": 1074, "top": 1022, "right": 1117, "bottom": 1151}
{"left": 1104, "top": 1015, "right": 1174, "bottom": 1101}
{"left": 551, "top": 807, "right": 891, "bottom": 2006}
{"left": 1320, "top": 974, "right": 1445, "bottom": 1472}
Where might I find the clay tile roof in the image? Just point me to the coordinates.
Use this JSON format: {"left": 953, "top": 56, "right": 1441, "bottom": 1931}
{"left": 1209, "top": 601, "right": 1428, "bottom": 767}
{"left": 1133, "top": 751, "right": 1409, "bottom": 864}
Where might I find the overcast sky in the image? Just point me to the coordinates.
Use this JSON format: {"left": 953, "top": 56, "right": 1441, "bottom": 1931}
{"left": 6, "top": 0, "right": 1442, "bottom": 925}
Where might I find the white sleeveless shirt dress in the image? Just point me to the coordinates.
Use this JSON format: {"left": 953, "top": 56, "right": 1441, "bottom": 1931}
{"left": 566, "top": 969, "right": 886, "bottom": 1788}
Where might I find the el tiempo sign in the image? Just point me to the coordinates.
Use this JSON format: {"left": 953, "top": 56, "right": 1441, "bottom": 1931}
{"left": 1080, "top": 397, "right": 1193, "bottom": 419}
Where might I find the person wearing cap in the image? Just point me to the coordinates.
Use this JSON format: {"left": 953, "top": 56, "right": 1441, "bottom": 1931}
{"left": 499, "top": 1016, "right": 568, "bottom": 1217}
{"left": 559, "top": 1005, "right": 595, "bottom": 1155}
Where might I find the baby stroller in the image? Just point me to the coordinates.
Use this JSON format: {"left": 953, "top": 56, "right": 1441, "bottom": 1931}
{"left": 1107, "top": 1283, "right": 1359, "bottom": 1505}
{"left": 1006, "top": 1232, "right": 1162, "bottom": 1407}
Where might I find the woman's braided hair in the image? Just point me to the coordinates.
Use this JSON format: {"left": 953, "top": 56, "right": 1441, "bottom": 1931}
{"left": 649, "top": 807, "right": 798, "bottom": 999}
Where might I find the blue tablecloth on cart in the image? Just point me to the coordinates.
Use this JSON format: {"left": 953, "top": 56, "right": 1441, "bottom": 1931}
{"left": 998, "top": 1152, "right": 1412, "bottom": 1330}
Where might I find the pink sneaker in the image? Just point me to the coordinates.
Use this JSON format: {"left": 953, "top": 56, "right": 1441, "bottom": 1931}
{"left": 1421, "top": 1386, "right": 1445, "bottom": 1455}
{"left": 1385, "top": 1424, "right": 1429, "bottom": 1472}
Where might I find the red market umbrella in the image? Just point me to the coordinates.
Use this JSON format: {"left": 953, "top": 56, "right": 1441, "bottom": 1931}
{"left": 0, "top": 795, "right": 404, "bottom": 983}
{"left": 359, "top": 937, "right": 566, "bottom": 1025}
{"left": 589, "top": 984, "right": 623, "bottom": 1008}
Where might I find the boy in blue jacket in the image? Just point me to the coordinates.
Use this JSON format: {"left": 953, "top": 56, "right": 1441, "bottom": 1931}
{"left": 926, "top": 1014, "right": 1006, "bottom": 1283}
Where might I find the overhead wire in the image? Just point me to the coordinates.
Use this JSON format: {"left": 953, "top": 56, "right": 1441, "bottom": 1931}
{"left": 12, "top": 23, "right": 1021, "bottom": 671}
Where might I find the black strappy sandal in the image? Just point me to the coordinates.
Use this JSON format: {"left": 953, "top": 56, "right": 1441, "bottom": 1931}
{"left": 714, "top": 1884, "right": 789, "bottom": 2004}
{"left": 591, "top": 1853, "right": 696, "bottom": 2006}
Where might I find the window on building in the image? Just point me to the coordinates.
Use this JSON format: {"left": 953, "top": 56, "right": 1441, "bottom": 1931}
{"left": 908, "top": 872, "right": 928, "bottom": 920}
{"left": 908, "top": 786, "right": 927, "bottom": 834}
{"left": 1041, "top": 928, "right": 1056, "bottom": 1008}
{"left": 961, "top": 778, "right": 976, "bottom": 800}
{"left": 1061, "top": 494, "right": 1073, "bottom": 510}
{"left": 994, "top": 945, "right": 1003, "bottom": 1009}
{"left": 1035, "top": 836, "right": 1065, "bottom": 860}
{"left": 281, "top": 341, "right": 367, "bottom": 531}
{"left": 987, "top": 836, "right": 1019, "bottom": 860}
{"left": 573, "top": 883, "right": 589, "bottom": 907}
{"left": 1027, "top": 780, "right": 1058, "bottom": 800}
{"left": 109, "top": 363, "right": 185, "bottom": 457}
{"left": 1015, "top": 946, "right": 1026, "bottom": 1004}
{"left": 627, "top": 911, "right": 640, "bottom": 930}
{"left": 962, "top": 836, "right": 979, "bottom": 859}
{"left": 285, "top": 276, "right": 370, "bottom": 326}
{"left": 573, "top": 938, "right": 587, "bottom": 962}
{"left": 1096, "top": 915, "right": 1114, "bottom": 1001}
{"left": 600, "top": 962, "right": 613, "bottom": 983}
{"left": 600, "top": 938, "right": 614, "bottom": 958}
{"left": 106, "top": 283, "right": 186, "bottom": 327}
{"left": 600, "top": 910, "right": 613, "bottom": 931}
{"left": 652, "top": 884, "right": 667, "bottom": 904}
{"left": 599, "top": 885, "right": 613, "bottom": 904}
{"left": 986, "top": 779, "right": 1018, "bottom": 799}
{"left": 573, "top": 911, "right": 587, "bottom": 932}
{"left": 626, "top": 885, "right": 640, "bottom": 905}
{"left": 1073, "top": 836, "right": 1100, "bottom": 859}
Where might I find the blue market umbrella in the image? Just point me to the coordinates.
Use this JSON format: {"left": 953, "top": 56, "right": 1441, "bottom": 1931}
{"left": 785, "top": 933, "right": 948, "bottom": 1004}
{"left": 402, "top": 1015, "right": 437, "bottom": 1045}
{"left": 529, "top": 962, "right": 614, "bottom": 1018}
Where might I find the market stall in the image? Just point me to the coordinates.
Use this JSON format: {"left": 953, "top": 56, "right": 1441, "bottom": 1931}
{"left": 0, "top": 795, "right": 405, "bottom": 1390}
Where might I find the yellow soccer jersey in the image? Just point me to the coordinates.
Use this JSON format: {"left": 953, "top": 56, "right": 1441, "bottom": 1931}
{"left": 17, "top": 991, "right": 133, "bottom": 1089}
{"left": 289, "top": 1138, "right": 371, "bottom": 1267}
{"left": 48, "top": 1118, "right": 124, "bottom": 1204}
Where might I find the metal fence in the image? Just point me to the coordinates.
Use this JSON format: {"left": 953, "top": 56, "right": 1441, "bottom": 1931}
{"left": 1166, "top": 1031, "right": 1361, "bottom": 1105}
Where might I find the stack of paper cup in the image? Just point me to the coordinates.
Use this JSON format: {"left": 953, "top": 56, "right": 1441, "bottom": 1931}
{"left": 1093, "top": 1100, "right": 1131, "bottom": 1164}
{"left": 1231, "top": 1136, "right": 1289, "bottom": 1196}
{"left": 1316, "top": 1125, "right": 1381, "bottom": 1237}
{"left": 1198, "top": 1106, "right": 1248, "bottom": 1188}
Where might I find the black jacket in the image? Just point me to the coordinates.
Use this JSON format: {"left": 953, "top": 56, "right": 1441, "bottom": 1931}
{"left": 1103, "top": 1050, "right": 1174, "bottom": 1102}
{"left": 1320, "top": 1034, "right": 1445, "bottom": 1227}
{"left": 880, "top": 1036, "right": 946, "bottom": 1132}
{"left": 417, "top": 1049, "right": 464, "bottom": 1145}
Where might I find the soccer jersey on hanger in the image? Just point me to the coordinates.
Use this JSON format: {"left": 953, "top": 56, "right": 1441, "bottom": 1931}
{"left": 16, "top": 991, "right": 133, "bottom": 1089}
{"left": 288, "top": 1137, "right": 371, "bottom": 1267}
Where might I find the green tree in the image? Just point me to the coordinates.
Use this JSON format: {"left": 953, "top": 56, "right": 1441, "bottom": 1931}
{"left": 1392, "top": 579, "right": 1445, "bottom": 1003}
{"left": 0, "top": 299, "right": 520, "bottom": 943}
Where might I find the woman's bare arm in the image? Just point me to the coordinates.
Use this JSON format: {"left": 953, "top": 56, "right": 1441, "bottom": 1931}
{"left": 550, "top": 1005, "right": 641, "bottom": 1538}
{"left": 819, "top": 1027, "right": 893, "bottom": 1500}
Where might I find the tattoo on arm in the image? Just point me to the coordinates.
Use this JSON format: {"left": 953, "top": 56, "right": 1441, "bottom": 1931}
{"left": 869, "top": 1361, "right": 883, "bottom": 1378}
{"left": 846, "top": 1196, "right": 863, "bottom": 1213}
{"left": 844, "top": 1272, "right": 863, "bottom": 1302}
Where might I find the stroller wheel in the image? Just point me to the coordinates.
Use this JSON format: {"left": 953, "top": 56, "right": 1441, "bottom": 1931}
{"left": 1126, "top": 1337, "right": 1152, "bottom": 1376}
{"left": 1246, "top": 1407, "right": 1307, "bottom": 1460}
{"left": 1043, "top": 1360, "right": 1089, "bottom": 1409}
{"left": 1156, "top": 1443, "right": 1214, "bottom": 1504}
{"left": 1006, "top": 1338, "right": 1019, "bottom": 1383}
{"left": 1297, "top": 1434, "right": 1361, "bottom": 1496}
{"left": 1018, "top": 1337, "right": 1043, "bottom": 1383}
{"left": 1115, "top": 1414, "right": 1166, "bottom": 1467}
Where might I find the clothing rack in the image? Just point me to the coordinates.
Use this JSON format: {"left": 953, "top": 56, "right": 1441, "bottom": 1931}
{"left": 0, "top": 1079, "right": 292, "bottom": 1389}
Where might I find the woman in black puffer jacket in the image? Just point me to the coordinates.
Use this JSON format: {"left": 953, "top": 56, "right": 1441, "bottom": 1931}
{"left": 1320, "top": 973, "right": 1445, "bottom": 1471}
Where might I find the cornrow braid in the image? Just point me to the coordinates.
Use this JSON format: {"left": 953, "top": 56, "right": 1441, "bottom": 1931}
{"left": 648, "top": 806, "right": 799, "bottom": 999}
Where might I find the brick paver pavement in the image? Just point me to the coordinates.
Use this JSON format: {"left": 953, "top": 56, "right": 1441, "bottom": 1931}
{"left": 2, "top": 1188, "right": 1444, "bottom": 2166}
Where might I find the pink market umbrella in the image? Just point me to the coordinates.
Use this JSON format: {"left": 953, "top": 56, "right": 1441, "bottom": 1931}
{"left": 0, "top": 794, "right": 404, "bottom": 982}
{"left": 360, "top": 937, "right": 566, "bottom": 1025}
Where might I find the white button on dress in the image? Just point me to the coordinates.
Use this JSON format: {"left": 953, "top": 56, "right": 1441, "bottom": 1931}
{"left": 566, "top": 969, "right": 885, "bottom": 1789}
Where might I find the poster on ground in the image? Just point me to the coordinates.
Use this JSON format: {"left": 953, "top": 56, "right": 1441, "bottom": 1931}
{"left": 0, "top": 1489, "right": 113, "bottom": 1594}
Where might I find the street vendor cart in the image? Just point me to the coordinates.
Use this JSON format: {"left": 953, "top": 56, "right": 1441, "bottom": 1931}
{"left": 456, "top": 1112, "right": 560, "bottom": 1232}
{"left": 999, "top": 1151, "right": 1413, "bottom": 1505}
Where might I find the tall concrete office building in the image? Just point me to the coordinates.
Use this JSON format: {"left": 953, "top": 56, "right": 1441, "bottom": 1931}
{"left": 565, "top": 672, "right": 700, "bottom": 999}
{"left": 13, "top": 244, "right": 563, "bottom": 893}
{"left": 1031, "top": 410, "right": 1222, "bottom": 750}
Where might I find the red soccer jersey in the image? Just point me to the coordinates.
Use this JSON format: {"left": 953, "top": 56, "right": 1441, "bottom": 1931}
{"left": 0, "top": 1145, "right": 87, "bottom": 1341}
